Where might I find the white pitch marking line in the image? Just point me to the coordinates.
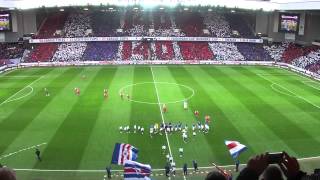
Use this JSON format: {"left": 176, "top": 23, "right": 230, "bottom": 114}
{"left": 302, "top": 81, "right": 320, "bottom": 91}
{"left": 150, "top": 66, "right": 174, "bottom": 162}
{"left": 12, "top": 155, "right": 320, "bottom": 172}
{"left": 0, "top": 143, "right": 47, "bottom": 160}
{"left": 258, "top": 74, "right": 320, "bottom": 110}
{"left": 0, "top": 75, "right": 42, "bottom": 78}
{"left": 0, "top": 76, "right": 44, "bottom": 106}
{"left": 4, "top": 86, "right": 34, "bottom": 104}
{"left": 118, "top": 82, "right": 195, "bottom": 105}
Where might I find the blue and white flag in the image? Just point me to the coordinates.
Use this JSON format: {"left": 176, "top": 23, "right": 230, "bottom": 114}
{"left": 225, "top": 140, "right": 247, "bottom": 159}
{"left": 111, "top": 143, "right": 138, "bottom": 165}
{"left": 124, "top": 160, "right": 152, "bottom": 180}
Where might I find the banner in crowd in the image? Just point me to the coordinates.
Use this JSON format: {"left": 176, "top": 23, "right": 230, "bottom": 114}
{"left": 225, "top": 140, "right": 247, "bottom": 159}
{"left": 29, "top": 37, "right": 263, "bottom": 44}
{"left": 123, "top": 160, "right": 152, "bottom": 180}
{"left": 111, "top": 143, "right": 139, "bottom": 165}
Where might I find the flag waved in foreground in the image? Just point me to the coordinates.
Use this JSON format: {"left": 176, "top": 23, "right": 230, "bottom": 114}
{"left": 124, "top": 160, "right": 152, "bottom": 180}
{"left": 225, "top": 140, "right": 247, "bottom": 159}
{"left": 111, "top": 143, "right": 138, "bottom": 165}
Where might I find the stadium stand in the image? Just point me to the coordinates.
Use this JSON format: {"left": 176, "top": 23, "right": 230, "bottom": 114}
{"left": 51, "top": 12, "right": 91, "bottom": 61}
{"left": 208, "top": 42, "right": 244, "bottom": 61}
{"left": 203, "top": 12, "right": 232, "bottom": 37}
{"left": 27, "top": 13, "right": 67, "bottom": 62}
{"left": 82, "top": 42, "right": 119, "bottom": 61}
{"left": 0, "top": 43, "right": 24, "bottom": 59}
{"left": 236, "top": 43, "right": 271, "bottom": 61}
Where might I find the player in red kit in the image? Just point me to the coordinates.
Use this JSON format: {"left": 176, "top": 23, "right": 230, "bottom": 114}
{"left": 205, "top": 115, "right": 211, "bottom": 124}
{"left": 162, "top": 104, "right": 167, "bottom": 113}
{"left": 194, "top": 110, "right": 199, "bottom": 117}
{"left": 74, "top": 88, "right": 80, "bottom": 96}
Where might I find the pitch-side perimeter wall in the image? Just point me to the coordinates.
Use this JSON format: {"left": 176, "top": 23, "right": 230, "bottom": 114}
{"left": 0, "top": 61, "right": 319, "bottom": 82}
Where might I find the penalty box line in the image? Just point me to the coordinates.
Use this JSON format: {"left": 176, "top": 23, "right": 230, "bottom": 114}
{"left": 0, "top": 76, "right": 45, "bottom": 106}
{"left": 150, "top": 66, "right": 174, "bottom": 161}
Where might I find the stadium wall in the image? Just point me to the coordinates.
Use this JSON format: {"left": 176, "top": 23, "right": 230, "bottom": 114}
{"left": 0, "top": 10, "right": 37, "bottom": 42}
{"left": 296, "top": 12, "right": 320, "bottom": 43}
{"left": 260, "top": 11, "right": 320, "bottom": 44}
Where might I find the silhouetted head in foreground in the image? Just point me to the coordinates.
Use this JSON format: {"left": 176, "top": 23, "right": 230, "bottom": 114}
{"left": 205, "top": 170, "right": 227, "bottom": 180}
{"left": 0, "top": 167, "right": 16, "bottom": 180}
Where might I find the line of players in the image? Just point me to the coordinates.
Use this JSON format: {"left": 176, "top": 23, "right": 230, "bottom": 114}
{"left": 119, "top": 119, "right": 211, "bottom": 142}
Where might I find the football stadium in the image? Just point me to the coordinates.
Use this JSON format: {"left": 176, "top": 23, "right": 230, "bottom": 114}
{"left": 0, "top": 0, "right": 320, "bottom": 180}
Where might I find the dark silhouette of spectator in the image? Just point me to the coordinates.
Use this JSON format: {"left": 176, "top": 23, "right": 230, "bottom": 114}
{"left": 35, "top": 148, "right": 41, "bottom": 161}
{"left": 237, "top": 152, "right": 306, "bottom": 180}
{"left": 183, "top": 163, "right": 188, "bottom": 176}
{"left": 0, "top": 167, "right": 16, "bottom": 180}
{"left": 193, "top": 160, "right": 198, "bottom": 171}
{"left": 205, "top": 170, "right": 227, "bottom": 180}
{"left": 106, "top": 166, "right": 111, "bottom": 179}
{"left": 235, "top": 160, "right": 240, "bottom": 172}
{"left": 262, "top": 165, "right": 284, "bottom": 180}
{"left": 165, "top": 163, "right": 170, "bottom": 177}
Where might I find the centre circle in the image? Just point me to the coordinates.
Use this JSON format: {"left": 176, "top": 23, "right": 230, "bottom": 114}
{"left": 119, "top": 82, "right": 195, "bottom": 105}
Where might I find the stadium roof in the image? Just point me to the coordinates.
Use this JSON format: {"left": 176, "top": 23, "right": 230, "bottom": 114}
{"left": 0, "top": 0, "right": 320, "bottom": 10}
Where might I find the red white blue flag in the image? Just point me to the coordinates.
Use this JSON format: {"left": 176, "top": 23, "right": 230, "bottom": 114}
{"left": 111, "top": 143, "right": 138, "bottom": 165}
{"left": 225, "top": 140, "right": 247, "bottom": 159}
{"left": 124, "top": 160, "right": 152, "bottom": 180}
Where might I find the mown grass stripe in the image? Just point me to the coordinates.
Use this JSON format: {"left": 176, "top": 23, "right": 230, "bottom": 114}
{"left": 0, "top": 69, "right": 52, "bottom": 103}
{"left": 246, "top": 67, "right": 320, "bottom": 123}
{"left": 34, "top": 67, "right": 117, "bottom": 169}
{"left": 0, "top": 68, "right": 82, "bottom": 155}
{"left": 168, "top": 66, "right": 254, "bottom": 164}
{"left": 128, "top": 66, "right": 166, "bottom": 166}
{"left": 214, "top": 67, "right": 320, "bottom": 157}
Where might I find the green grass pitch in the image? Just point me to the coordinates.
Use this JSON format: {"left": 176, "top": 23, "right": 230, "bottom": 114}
{"left": 0, "top": 65, "right": 319, "bottom": 180}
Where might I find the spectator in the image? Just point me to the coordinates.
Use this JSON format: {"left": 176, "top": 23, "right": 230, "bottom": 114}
{"left": 183, "top": 163, "right": 188, "bottom": 176}
{"left": 0, "top": 167, "right": 16, "bottom": 180}
{"left": 237, "top": 152, "right": 306, "bottom": 180}
{"left": 106, "top": 166, "right": 111, "bottom": 179}
{"left": 235, "top": 159, "right": 240, "bottom": 172}
{"left": 205, "top": 170, "right": 227, "bottom": 180}
{"left": 262, "top": 165, "right": 284, "bottom": 180}
{"left": 193, "top": 160, "right": 198, "bottom": 172}
{"left": 165, "top": 163, "right": 170, "bottom": 177}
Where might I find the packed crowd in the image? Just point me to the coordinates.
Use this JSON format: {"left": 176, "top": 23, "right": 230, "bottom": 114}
{"left": 82, "top": 42, "right": 119, "bottom": 61}
{"left": 52, "top": 43, "right": 87, "bottom": 62}
{"left": 209, "top": 42, "right": 245, "bottom": 61}
{"left": 51, "top": 12, "right": 91, "bottom": 61}
{"left": 0, "top": 43, "right": 24, "bottom": 59}
{"left": 263, "top": 42, "right": 289, "bottom": 62}
{"left": 236, "top": 43, "right": 271, "bottom": 61}
{"left": 203, "top": 12, "right": 231, "bottom": 37}
{"left": 292, "top": 49, "right": 320, "bottom": 70}
{"left": 27, "top": 44, "right": 58, "bottom": 62}
{"left": 281, "top": 44, "right": 319, "bottom": 63}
